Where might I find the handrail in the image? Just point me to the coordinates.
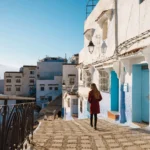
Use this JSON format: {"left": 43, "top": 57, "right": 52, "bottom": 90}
{"left": 0, "top": 98, "right": 35, "bottom": 150}
{"left": 0, "top": 95, "right": 35, "bottom": 101}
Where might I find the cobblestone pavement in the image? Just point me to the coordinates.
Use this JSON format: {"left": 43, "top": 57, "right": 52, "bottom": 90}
{"left": 32, "top": 118, "right": 150, "bottom": 150}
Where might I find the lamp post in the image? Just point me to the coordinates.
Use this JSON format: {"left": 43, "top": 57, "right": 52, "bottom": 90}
{"left": 88, "top": 41, "right": 95, "bottom": 54}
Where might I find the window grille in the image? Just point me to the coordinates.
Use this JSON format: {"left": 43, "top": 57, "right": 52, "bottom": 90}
{"left": 99, "top": 69, "right": 110, "bottom": 92}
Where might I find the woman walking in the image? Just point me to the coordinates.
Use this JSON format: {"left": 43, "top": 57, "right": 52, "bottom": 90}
{"left": 88, "top": 83, "right": 102, "bottom": 130}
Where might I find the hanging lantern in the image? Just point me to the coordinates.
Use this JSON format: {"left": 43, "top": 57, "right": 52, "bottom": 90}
{"left": 101, "top": 41, "right": 107, "bottom": 54}
{"left": 88, "top": 41, "right": 95, "bottom": 54}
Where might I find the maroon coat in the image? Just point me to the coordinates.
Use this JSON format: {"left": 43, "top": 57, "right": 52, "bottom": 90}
{"left": 88, "top": 90, "right": 102, "bottom": 114}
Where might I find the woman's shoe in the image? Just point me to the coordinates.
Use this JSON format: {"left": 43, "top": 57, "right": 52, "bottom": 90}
{"left": 91, "top": 124, "right": 93, "bottom": 127}
{"left": 94, "top": 126, "right": 97, "bottom": 130}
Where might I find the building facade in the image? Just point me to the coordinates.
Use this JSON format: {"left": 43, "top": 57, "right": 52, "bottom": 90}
{"left": 4, "top": 65, "right": 37, "bottom": 104}
{"left": 36, "top": 57, "right": 66, "bottom": 108}
{"left": 62, "top": 54, "right": 79, "bottom": 119}
{"left": 78, "top": 0, "right": 150, "bottom": 126}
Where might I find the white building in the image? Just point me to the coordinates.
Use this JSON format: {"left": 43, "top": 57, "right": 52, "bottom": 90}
{"left": 4, "top": 66, "right": 37, "bottom": 101}
{"left": 36, "top": 57, "right": 66, "bottom": 108}
{"left": 78, "top": 0, "right": 150, "bottom": 126}
{"left": 21, "top": 66, "right": 37, "bottom": 97}
{"left": 63, "top": 93, "right": 78, "bottom": 120}
{"left": 62, "top": 54, "right": 79, "bottom": 118}
{"left": 4, "top": 72, "right": 23, "bottom": 96}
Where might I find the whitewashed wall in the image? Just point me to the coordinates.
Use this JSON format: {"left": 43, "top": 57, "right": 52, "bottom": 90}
{"left": 36, "top": 76, "right": 62, "bottom": 103}
{"left": 63, "top": 65, "right": 78, "bottom": 88}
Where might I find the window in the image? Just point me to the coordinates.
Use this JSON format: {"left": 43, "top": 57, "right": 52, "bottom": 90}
{"left": 102, "top": 20, "right": 108, "bottom": 40}
{"left": 69, "top": 78, "right": 75, "bottom": 85}
{"left": 49, "top": 87, "right": 53, "bottom": 90}
{"left": 6, "top": 79, "right": 11, "bottom": 83}
{"left": 6, "top": 87, "right": 11, "bottom": 91}
{"left": 30, "top": 71, "right": 35, "bottom": 75}
{"left": 16, "top": 87, "right": 21, "bottom": 92}
{"left": 40, "top": 96, "right": 45, "bottom": 100}
{"left": 16, "top": 79, "right": 21, "bottom": 83}
{"left": 41, "top": 87, "right": 44, "bottom": 91}
{"left": 30, "top": 79, "right": 34, "bottom": 84}
{"left": 30, "top": 86, "right": 34, "bottom": 91}
{"left": 99, "top": 70, "right": 109, "bottom": 92}
{"left": 55, "top": 87, "right": 58, "bottom": 91}
{"left": 73, "top": 99, "right": 78, "bottom": 105}
{"left": 48, "top": 96, "right": 52, "bottom": 101}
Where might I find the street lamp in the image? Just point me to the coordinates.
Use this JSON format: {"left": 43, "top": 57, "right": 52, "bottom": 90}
{"left": 88, "top": 41, "right": 95, "bottom": 54}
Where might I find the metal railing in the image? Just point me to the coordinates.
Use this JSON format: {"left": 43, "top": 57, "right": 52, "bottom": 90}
{"left": 0, "top": 95, "right": 35, "bottom": 150}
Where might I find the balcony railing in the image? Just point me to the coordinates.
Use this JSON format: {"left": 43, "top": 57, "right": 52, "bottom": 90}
{"left": 0, "top": 95, "right": 35, "bottom": 150}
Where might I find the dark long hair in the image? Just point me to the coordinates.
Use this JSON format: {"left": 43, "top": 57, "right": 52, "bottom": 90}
{"left": 91, "top": 83, "right": 100, "bottom": 99}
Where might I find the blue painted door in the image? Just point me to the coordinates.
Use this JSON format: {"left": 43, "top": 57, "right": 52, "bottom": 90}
{"left": 111, "top": 71, "right": 119, "bottom": 111}
{"left": 141, "top": 69, "right": 149, "bottom": 122}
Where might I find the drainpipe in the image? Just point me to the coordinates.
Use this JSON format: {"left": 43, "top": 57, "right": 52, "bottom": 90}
{"left": 115, "top": 0, "right": 118, "bottom": 59}
{"left": 120, "top": 66, "right": 126, "bottom": 123}
{"left": 114, "top": 0, "right": 126, "bottom": 123}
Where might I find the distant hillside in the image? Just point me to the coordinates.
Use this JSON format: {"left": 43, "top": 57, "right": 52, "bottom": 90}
{"left": 0, "top": 65, "right": 19, "bottom": 79}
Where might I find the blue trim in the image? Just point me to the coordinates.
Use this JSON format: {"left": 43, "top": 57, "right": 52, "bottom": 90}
{"left": 111, "top": 71, "right": 119, "bottom": 111}
{"left": 120, "top": 84, "right": 126, "bottom": 123}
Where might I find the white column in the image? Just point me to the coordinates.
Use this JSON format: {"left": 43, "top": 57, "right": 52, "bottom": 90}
{"left": 143, "top": 45, "right": 150, "bottom": 127}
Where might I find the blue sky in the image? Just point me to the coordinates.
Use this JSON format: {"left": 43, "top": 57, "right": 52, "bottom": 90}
{"left": 0, "top": 0, "right": 88, "bottom": 68}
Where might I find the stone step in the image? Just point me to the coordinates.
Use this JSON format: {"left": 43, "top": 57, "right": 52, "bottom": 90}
{"left": 108, "top": 111, "right": 119, "bottom": 120}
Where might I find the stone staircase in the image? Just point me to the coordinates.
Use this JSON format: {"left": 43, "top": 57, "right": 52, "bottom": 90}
{"left": 39, "top": 95, "right": 62, "bottom": 115}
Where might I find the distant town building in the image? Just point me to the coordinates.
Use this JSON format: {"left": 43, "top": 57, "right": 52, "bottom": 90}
{"left": 4, "top": 72, "right": 23, "bottom": 96}
{"left": 36, "top": 56, "right": 67, "bottom": 108}
{"left": 62, "top": 54, "right": 79, "bottom": 119}
{"left": 4, "top": 66, "right": 37, "bottom": 101}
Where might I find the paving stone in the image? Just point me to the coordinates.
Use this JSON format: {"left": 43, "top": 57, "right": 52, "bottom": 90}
{"left": 66, "top": 144, "right": 77, "bottom": 148}
{"left": 106, "top": 139, "right": 116, "bottom": 143}
{"left": 111, "top": 148, "right": 123, "bottom": 150}
{"left": 54, "top": 136, "right": 64, "bottom": 139}
{"left": 51, "top": 143, "right": 62, "bottom": 147}
{"left": 65, "top": 149, "right": 76, "bottom": 150}
{"left": 53, "top": 139, "right": 63, "bottom": 143}
{"left": 108, "top": 143, "right": 120, "bottom": 148}
{"left": 117, "top": 138, "right": 128, "bottom": 142}
{"left": 140, "top": 144, "right": 150, "bottom": 148}
{"left": 134, "top": 140, "right": 147, "bottom": 145}
{"left": 81, "top": 144, "right": 91, "bottom": 148}
{"left": 103, "top": 135, "right": 112, "bottom": 139}
{"left": 125, "top": 146, "right": 142, "bottom": 150}
{"left": 48, "top": 148, "right": 60, "bottom": 150}
{"left": 81, "top": 140, "right": 90, "bottom": 144}
{"left": 81, "top": 136, "right": 89, "bottom": 140}
{"left": 121, "top": 142, "right": 133, "bottom": 147}
{"left": 67, "top": 140, "right": 77, "bottom": 143}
